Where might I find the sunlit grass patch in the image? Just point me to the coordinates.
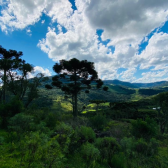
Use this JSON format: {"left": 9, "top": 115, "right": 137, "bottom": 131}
{"left": 82, "top": 109, "right": 96, "bottom": 114}
{"left": 87, "top": 104, "right": 95, "bottom": 108}
{"left": 52, "top": 97, "right": 72, "bottom": 112}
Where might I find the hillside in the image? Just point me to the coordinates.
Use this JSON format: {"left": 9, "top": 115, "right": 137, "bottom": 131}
{"left": 103, "top": 79, "right": 168, "bottom": 88}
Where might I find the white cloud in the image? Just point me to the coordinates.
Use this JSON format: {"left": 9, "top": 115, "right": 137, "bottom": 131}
{"left": 28, "top": 66, "right": 52, "bottom": 78}
{"left": 41, "top": 20, "right": 45, "bottom": 24}
{"left": 120, "top": 68, "right": 137, "bottom": 82}
{"left": 85, "top": 0, "right": 168, "bottom": 46}
{"left": 1, "top": 0, "right": 168, "bottom": 82}
{"left": 26, "top": 29, "right": 31, "bottom": 33}
{"left": 0, "top": 0, "right": 72, "bottom": 32}
{"left": 37, "top": 0, "right": 168, "bottom": 81}
{"left": 133, "top": 68, "right": 168, "bottom": 83}
{"left": 26, "top": 28, "right": 32, "bottom": 36}
{"left": 139, "top": 32, "right": 168, "bottom": 69}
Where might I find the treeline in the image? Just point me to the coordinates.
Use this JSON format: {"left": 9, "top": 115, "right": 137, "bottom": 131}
{"left": 139, "top": 88, "right": 164, "bottom": 96}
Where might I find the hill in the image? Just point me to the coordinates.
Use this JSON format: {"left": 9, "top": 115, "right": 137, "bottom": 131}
{"left": 103, "top": 79, "right": 168, "bottom": 88}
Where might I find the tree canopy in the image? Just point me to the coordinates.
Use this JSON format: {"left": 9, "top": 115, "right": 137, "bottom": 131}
{"left": 0, "top": 45, "right": 23, "bottom": 103}
{"left": 46, "top": 58, "right": 105, "bottom": 117}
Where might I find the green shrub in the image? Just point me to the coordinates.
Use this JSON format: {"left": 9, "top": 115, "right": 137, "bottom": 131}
{"left": 54, "top": 123, "right": 74, "bottom": 153}
{"left": 105, "top": 121, "right": 131, "bottom": 139}
{"left": 95, "top": 137, "right": 121, "bottom": 163}
{"left": 134, "top": 138, "right": 159, "bottom": 156}
{"left": 81, "top": 143, "right": 100, "bottom": 163}
{"left": 110, "top": 152, "right": 127, "bottom": 168}
{"left": 56, "top": 122, "right": 73, "bottom": 135}
{"left": 131, "top": 117, "right": 158, "bottom": 140}
{"left": 35, "top": 121, "right": 51, "bottom": 134}
{"left": 76, "top": 126, "right": 96, "bottom": 143}
{"left": 0, "top": 98, "right": 24, "bottom": 128}
{"left": 120, "top": 137, "right": 135, "bottom": 157}
{"left": 19, "top": 132, "right": 48, "bottom": 167}
{"left": 41, "top": 136, "right": 65, "bottom": 168}
{"left": 25, "top": 109, "right": 46, "bottom": 123}
{"left": 90, "top": 115, "right": 108, "bottom": 130}
{"left": 45, "top": 112, "right": 58, "bottom": 128}
{"left": 134, "top": 138, "right": 148, "bottom": 155}
{"left": 0, "top": 136, "right": 4, "bottom": 144}
{"left": 148, "top": 138, "right": 159, "bottom": 156}
{"left": 68, "top": 116, "right": 90, "bottom": 128}
{"left": 8, "top": 113, "right": 34, "bottom": 134}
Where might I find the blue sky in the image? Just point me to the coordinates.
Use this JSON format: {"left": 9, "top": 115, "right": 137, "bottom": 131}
{"left": 0, "top": 0, "right": 168, "bottom": 83}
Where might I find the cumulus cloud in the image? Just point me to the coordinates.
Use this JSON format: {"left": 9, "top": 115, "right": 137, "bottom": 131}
{"left": 1, "top": 0, "right": 168, "bottom": 82}
{"left": 36, "top": 0, "right": 168, "bottom": 81}
{"left": 0, "top": 0, "right": 72, "bottom": 32}
{"left": 133, "top": 68, "right": 168, "bottom": 83}
{"left": 85, "top": 0, "right": 168, "bottom": 46}
{"left": 120, "top": 68, "right": 137, "bottom": 82}
{"left": 28, "top": 66, "right": 52, "bottom": 78}
{"left": 139, "top": 32, "right": 168, "bottom": 69}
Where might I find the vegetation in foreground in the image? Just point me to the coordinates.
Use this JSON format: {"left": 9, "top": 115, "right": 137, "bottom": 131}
{"left": 0, "top": 95, "right": 168, "bottom": 168}
{"left": 0, "top": 45, "right": 168, "bottom": 168}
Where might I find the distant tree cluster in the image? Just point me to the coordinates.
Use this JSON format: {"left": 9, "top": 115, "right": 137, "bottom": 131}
{"left": 139, "top": 89, "right": 163, "bottom": 96}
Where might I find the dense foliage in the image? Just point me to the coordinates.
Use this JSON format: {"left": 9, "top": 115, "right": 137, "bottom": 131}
{"left": 0, "top": 46, "right": 168, "bottom": 168}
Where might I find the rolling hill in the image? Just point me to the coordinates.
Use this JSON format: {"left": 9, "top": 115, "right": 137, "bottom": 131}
{"left": 103, "top": 79, "right": 168, "bottom": 88}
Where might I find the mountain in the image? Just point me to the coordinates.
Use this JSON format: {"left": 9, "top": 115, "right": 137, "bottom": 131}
{"left": 133, "top": 81, "right": 168, "bottom": 88}
{"left": 103, "top": 80, "right": 138, "bottom": 88}
{"left": 42, "top": 76, "right": 168, "bottom": 89}
{"left": 103, "top": 79, "right": 168, "bottom": 88}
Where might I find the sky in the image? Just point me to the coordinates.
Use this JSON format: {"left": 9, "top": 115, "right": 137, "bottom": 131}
{"left": 0, "top": 0, "right": 168, "bottom": 83}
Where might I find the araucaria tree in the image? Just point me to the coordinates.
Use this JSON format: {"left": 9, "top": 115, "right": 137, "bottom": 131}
{"left": 45, "top": 58, "right": 104, "bottom": 117}
{"left": 0, "top": 45, "right": 23, "bottom": 103}
{"left": 0, "top": 45, "right": 44, "bottom": 107}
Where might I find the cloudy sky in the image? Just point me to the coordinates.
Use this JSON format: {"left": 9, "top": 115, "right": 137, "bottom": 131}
{"left": 0, "top": 0, "right": 168, "bottom": 83}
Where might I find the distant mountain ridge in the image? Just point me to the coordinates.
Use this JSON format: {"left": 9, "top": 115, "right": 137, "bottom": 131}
{"left": 43, "top": 76, "right": 168, "bottom": 89}
{"left": 103, "top": 79, "right": 168, "bottom": 88}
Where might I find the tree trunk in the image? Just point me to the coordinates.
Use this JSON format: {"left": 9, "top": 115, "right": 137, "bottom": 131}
{"left": 3, "top": 69, "right": 6, "bottom": 103}
{"left": 74, "top": 93, "right": 78, "bottom": 117}
{"left": 96, "top": 104, "right": 98, "bottom": 112}
{"left": 160, "top": 122, "right": 165, "bottom": 134}
{"left": 73, "top": 70, "right": 78, "bottom": 117}
{"left": 72, "top": 95, "right": 75, "bottom": 116}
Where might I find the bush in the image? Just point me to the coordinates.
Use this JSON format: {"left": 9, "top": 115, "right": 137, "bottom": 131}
{"left": 0, "top": 98, "right": 24, "bottom": 128}
{"left": 25, "top": 109, "right": 45, "bottom": 123}
{"left": 121, "top": 137, "right": 159, "bottom": 159}
{"left": 8, "top": 113, "right": 34, "bottom": 135}
{"left": 131, "top": 117, "right": 158, "bottom": 140}
{"left": 120, "top": 137, "right": 135, "bottom": 157}
{"left": 90, "top": 115, "right": 108, "bottom": 130}
{"left": 45, "top": 112, "right": 58, "bottom": 129}
{"left": 42, "top": 136, "right": 65, "bottom": 168}
{"left": 54, "top": 123, "right": 74, "bottom": 153}
{"left": 134, "top": 138, "right": 148, "bottom": 155}
{"left": 55, "top": 122, "right": 73, "bottom": 135}
{"left": 76, "top": 126, "right": 96, "bottom": 143}
{"left": 95, "top": 137, "right": 121, "bottom": 163}
{"left": 134, "top": 138, "right": 159, "bottom": 156}
{"left": 80, "top": 143, "right": 100, "bottom": 163}
{"left": 0, "top": 136, "right": 4, "bottom": 144}
{"left": 68, "top": 116, "right": 89, "bottom": 128}
{"left": 19, "top": 132, "right": 65, "bottom": 167}
{"left": 110, "top": 152, "right": 127, "bottom": 168}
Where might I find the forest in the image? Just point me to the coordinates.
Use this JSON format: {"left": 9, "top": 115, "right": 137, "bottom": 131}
{"left": 0, "top": 45, "right": 168, "bottom": 168}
